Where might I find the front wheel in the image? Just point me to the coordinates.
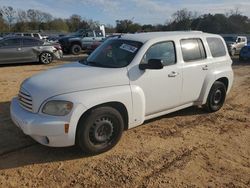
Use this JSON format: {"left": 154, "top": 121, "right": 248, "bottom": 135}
{"left": 77, "top": 107, "right": 124, "bottom": 154}
{"left": 204, "top": 81, "right": 226, "bottom": 112}
{"left": 39, "top": 52, "right": 53, "bottom": 64}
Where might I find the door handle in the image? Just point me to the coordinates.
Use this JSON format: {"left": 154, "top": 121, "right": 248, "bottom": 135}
{"left": 202, "top": 65, "right": 208, "bottom": 70}
{"left": 168, "top": 71, "right": 179, "bottom": 77}
{"left": 17, "top": 48, "right": 21, "bottom": 51}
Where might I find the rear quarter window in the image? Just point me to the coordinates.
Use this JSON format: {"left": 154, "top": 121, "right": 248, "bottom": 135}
{"left": 207, "top": 37, "right": 226, "bottom": 57}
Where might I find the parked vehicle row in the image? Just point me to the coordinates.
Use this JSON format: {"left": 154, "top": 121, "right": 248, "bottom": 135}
{"left": 11, "top": 31, "right": 233, "bottom": 154}
{"left": 223, "top": 35, "right": 247, "bottom": 56}
{"left": 1, "top": 32, "right": 48, "bottom": 40}
{"left": 13, "top": 33, "right": 48, "bottom": 40}
{"left": 0, "top": 36, "right": 62, "bottom": 64}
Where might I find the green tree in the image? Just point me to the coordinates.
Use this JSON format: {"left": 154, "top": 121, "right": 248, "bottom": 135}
{"left": 67, "top": 14, "right": 82, "bottom": 32}
{"left": 168, "top": 9, "right": 196, "bottom": 30}
{"left": 49, "top": 18, "right": 69, "bottom": 32}
{"left": 116, "top": 19, "right": 141, "bottom": 33}
{"left": 0, "top": 11, "right": 8, "bottom": 32}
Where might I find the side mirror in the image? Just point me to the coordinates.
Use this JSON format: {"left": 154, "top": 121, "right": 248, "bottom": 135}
{"left": 139, "top": 59, "right": 164, "bottom": 70}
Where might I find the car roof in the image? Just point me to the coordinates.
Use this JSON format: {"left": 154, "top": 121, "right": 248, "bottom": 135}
{"left": 119, "top": 31, "right": 219, "bottom": 43}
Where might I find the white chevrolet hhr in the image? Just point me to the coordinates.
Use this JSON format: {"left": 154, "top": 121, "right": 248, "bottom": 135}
{"left": 11, "top": 31, "right": 233, "bottom": 154}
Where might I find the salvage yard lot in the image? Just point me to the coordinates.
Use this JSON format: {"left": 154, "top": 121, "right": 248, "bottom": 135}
{"left": 0, "top": 57, "right": 249, "bottom": 187}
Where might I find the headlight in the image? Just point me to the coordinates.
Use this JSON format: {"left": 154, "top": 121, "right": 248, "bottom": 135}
{"left": 42, "top": 100, "right": 73, "bottom": 116}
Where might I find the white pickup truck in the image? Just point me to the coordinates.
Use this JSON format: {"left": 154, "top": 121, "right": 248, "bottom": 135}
{"left": 11, "top": 31, "right": 233, "bottom": 154}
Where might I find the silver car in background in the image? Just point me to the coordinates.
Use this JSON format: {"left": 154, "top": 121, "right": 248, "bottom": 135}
{"left": 0, "top": 36, "right": 63, "bottom": 64}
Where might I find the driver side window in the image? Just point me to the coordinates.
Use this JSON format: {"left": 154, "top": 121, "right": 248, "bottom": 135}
{"left": 142, "top": 41, "right": 176, "bottom": 66}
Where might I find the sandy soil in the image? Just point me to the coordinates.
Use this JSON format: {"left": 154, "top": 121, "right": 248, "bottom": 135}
{"left": 0, "top": 58, "right": 249, "bottom": 188}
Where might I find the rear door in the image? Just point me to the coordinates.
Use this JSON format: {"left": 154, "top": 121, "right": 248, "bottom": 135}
{"left": 0, "top": 38, "right": 22, "bottom": 64}
{"left": 180, "top": 38, "right": 210, "bottom": 104}
{"left": 21, "top": 38, "right": 43, "bottom": 62}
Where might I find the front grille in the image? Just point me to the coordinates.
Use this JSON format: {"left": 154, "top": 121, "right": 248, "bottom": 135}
{"left": 18, "top": 88, "right": 33, "bottom": 112}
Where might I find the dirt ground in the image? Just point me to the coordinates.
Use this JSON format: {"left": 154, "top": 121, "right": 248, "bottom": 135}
{"left": 0, "top": 57, "right": 249, "bottom": 188}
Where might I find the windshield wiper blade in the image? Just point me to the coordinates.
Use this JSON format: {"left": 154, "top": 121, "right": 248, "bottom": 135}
{"left": 79, "top": 60, "right": 116, "bottom": 68}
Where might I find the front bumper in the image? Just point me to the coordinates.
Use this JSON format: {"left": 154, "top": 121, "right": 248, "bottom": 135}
{"left": 10, "top": 98, "right": 75, "bottom": 147}
{"left": 53, "top": 50, "right": 63, "bottom": 60}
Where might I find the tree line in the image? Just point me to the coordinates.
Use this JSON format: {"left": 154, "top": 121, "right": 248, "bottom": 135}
{"left": 0, "top": 6, "right": 101, "bottom": 33}
{"left": 1, "top": 6, "right": 250, "bottom": 34}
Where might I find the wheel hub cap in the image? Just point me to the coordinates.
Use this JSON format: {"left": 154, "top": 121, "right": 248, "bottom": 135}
{"left": 214, "top": 89, "right": 222, "bottom": 104}
{"left": 41, "top": 53, "right": 52, "bottom": 64}
{"left": 91, "top": 117, "right": 114, "bottom": 143}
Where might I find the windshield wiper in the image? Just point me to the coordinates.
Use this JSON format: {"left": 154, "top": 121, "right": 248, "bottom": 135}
{"left": 79, "top": 60, "right": 109, "bottom": 68}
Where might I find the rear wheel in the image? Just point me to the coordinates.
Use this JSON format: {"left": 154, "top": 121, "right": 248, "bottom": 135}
{"left": 71, "top": 44, "right": 81, "bottom": 55}
{"left": 204, "top": 81, "right": 226, "bottom": 112}
{"left": 77, "top": 106, "right": 124, "bottom": 154}
{"left": 39, "top": 52, "right": 53, "bottom": 64}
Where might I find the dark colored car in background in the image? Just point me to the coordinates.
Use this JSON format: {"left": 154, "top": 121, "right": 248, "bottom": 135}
{"left": 239, "top": 45, "right": 250, "bottom": 61}
{"left": 58, "top": 30, "right": 104, "bottom": 55}
{"left": 0, "top": 36, "right": 62, "bottom": 64}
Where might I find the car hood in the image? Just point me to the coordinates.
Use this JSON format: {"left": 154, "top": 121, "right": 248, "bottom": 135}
{"left": 21, "top": 62, "right": 129, "bottom": 112}
{"left": 59, "top": 36, "right": 80, "bottom": 41}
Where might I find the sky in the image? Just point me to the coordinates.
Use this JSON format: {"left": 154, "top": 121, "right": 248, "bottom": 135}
{"left": 1, "top": 0, "right": 250, "bottom": 25}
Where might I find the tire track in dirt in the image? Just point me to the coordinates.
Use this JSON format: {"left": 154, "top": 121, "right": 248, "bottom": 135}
{"left": 137, "top": 148, "right": 194, "bottom": 188}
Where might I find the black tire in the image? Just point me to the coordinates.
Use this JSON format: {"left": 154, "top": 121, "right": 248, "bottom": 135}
{"left": 39, "top": 52, "right": 53, "bottom": 64}
{"left": 77, "top": 106, "right": 124, "bottom": 154}
{"left": 71, "top": 44, "right": 81, "bottom": 55}
{"left": 205, "top": 81, "right": 226, "bottom": 112}
{"left": 239, "top": 55, "right": 243, "bottom": 61}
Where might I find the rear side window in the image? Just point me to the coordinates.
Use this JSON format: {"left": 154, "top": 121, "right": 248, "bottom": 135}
{"left": 96, "top": 31, "right": 104, "bottom": 37}
{"left": 207, "top": 37, "right": 226, "bottom": 57}
{"left": 23, "top": 38, "right": 43, "bottom": 46}
{"left": 181, "top": 38, "right": 206, "bottom": 62}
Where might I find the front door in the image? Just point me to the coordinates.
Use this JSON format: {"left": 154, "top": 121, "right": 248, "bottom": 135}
{"left": 0, "top": 38, "right": 22, "bottom": 64}
{"left": 130, "top": 41, "right": 182, "bottom": 116}
{"left": 81, "top": 31, "right": 95, "bottom": 49}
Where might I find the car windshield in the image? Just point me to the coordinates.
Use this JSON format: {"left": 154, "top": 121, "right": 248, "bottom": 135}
{"left": 223, "top": 37, "right": 236, "bottom": 42}
{"left": 80, "top": 39, "right": 143, "bottom": 68}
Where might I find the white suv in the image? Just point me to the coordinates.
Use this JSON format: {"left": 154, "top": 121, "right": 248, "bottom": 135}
{"left": 11, "top": 31, "right": 233, "bottom": 154}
